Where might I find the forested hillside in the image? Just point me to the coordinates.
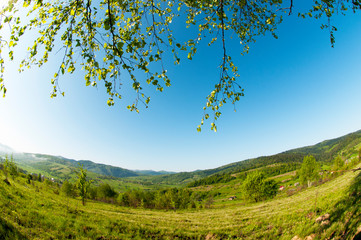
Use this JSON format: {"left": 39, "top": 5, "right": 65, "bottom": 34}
{"left": 144, "top": 130, "right": 361, "bottom": 186}
{"left": 0, "top": 151, "right": 177, "bottom": 182}
{"left": 1, "top": 129, "right": 361, "bottom": 188}
{"left": 1, "top": 159, "right": 360, "bottom": 239}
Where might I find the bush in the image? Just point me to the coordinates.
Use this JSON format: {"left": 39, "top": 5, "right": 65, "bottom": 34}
{"left": 97, "top": 183, "right": 117, "bottom": 200}
{"left": 61, "top": 180, "right": 75, "bottom": 198}
{"left": 242, "top": 171, "right": 278, "bottom": 202}
{"left": 299, "top": 155, "right": 320, "bottom": 187}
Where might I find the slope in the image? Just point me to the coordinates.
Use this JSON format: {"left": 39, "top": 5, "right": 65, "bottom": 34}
{"left": 1, "top": 163, "right": 360, "bottom": 239}
{"left": 141, "top": 129, "right": 361, "bottom": 186}
{"left": 1, "top": 129, "right": 360, "bottom": 187}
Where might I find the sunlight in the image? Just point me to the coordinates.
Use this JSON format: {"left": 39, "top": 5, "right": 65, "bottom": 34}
{"left": 0, "top": 0, "right": 8, "bottom": 9}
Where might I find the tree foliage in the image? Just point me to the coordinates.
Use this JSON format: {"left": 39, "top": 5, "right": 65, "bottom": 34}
{"left": 75, "top": 164, "right": 92, "bottom": 205}
{"left": 187, "top": 172, "right": 235, "bottom": 187}
{"left": 1, "top": 0, "right": 360, "bottom": 130}
{"left": 38, "top": 173, "right": 42, "bottom": 182}
{"left": 61, "top": 180, "right": 75, "bottom": 209}
{"left": 97, "top": 183, "right": 117, "bottom": 200}
{"left": 118, "top": 187, "right": 198, "bottom": 209}
{"left": 1, "top": 155, "right": 18, "bottom": 181}
{"left": 242, "top": 171, "right": 278, "bottom": 202}
{"left": 299, "top": 155, "right": 320, "bottom": 187}
{"left": 333, "top": 155, "right": 344, "bottom": 171}
{"left": 61, "top": 180, "right": 75, "bottom": 198}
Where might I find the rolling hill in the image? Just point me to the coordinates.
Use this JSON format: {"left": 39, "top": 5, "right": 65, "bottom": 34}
{"left": 1, "top": 129, "right": 361, "bottom": 187}
{"left": 1, "top": 130, "right": 361, "bottom": 239}
{"left": 0, "top": 150, "right": 176, "bottom": 180}
{"left": 134, "top": 129, "right": 361, "bottom": 186}
{"left": 1, "top": 160, "right": 360, "bottom": 239}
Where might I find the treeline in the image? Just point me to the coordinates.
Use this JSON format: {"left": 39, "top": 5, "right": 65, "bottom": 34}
{"left": 187, "top": 173, "right": 236, "bottom": 187}
{"left": 60, "top": 179, "right": 212, "bottom": 210}
{"left": 134, "top": 171, "right": 210, "bottom": 186}
{"left": 118, "top": 188, "right": 209, "bottom": 209}
{"left": 164, "top": 131, "right": 361, "bottom": 187}
{"left": 62, "top": 179, "right": 215, "bottom": 210}
{"left": 206, "top": 152, "right": 306, "bottom": 177}
{"left": 287, "top": 130, "right": 361, "bottom": 162}
{"left": 262, "top": 162, "right": 300, "bottom": 177}
{"left": 0, "top": 158, "right": 212, "bottom": 210}
{"left": 61, "top": 181, "right": 118, "bottom": 203}
{"left": 186, "top": 162, "right": 301, "bottom": 188}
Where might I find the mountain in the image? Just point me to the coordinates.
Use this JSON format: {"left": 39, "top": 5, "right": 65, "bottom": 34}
{"left": 1, "top": 150, "right": 360, "bottom": 239}
{"left": 75, "top": 159, "right": 139, "bottom": 178}
{"left": 133, "top": 170, "right": 176, "bottom": 176}
{"left": 0, "top": 151, "right": 140, "bottom": 179}
{"left": 0, "top": 149, "right": 175, "bottom": 180}
{"left": 1, "top": 129, "right": 360, "bottom": 185}
{"left": 141, "top": 129, "right": 361, "bottom": 186}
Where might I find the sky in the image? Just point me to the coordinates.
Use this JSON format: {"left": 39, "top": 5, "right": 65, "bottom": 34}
{"left": 1, "top": 1, "right": 361, "bottom": 172}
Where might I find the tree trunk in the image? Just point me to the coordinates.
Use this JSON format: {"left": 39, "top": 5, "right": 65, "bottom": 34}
{"left": 307, "top": 180, "right": 312, "bottom": 188}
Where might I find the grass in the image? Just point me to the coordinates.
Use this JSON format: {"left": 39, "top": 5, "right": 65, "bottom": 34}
{"left": 1, "top": 164, "right": 361, "bottom": 239}
{"left": 2, "top": 131, "right": 361, "bottom": 239}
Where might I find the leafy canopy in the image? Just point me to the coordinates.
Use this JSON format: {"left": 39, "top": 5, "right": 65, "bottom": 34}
{"left": 333, "top": 155, "right": 344, "bottom": 170}
{"left": 299, "top": 155, "right": 320, "bottom": 187}
{"left": 242, "top": 171, "right": 278, "bottom": 202}
{"left": 1, "top": 0, "right": 360, "bottom": 131}
{"left": 61, "top": 180, "right": 75, "bottom": 197}
{"left": 1, "top": 154, "right": 18, "bottom": 180}
{"left": 75, "top": 164, "right": 92, "bottom": 205}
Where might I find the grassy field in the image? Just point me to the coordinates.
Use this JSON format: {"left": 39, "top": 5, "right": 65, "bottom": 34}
{"left": 1, "top": 163, "right": 361, "bottom": 239}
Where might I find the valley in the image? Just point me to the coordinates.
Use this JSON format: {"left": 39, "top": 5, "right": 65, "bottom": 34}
{"left": 1, "top": 130, "right": 361, "bottom": 239}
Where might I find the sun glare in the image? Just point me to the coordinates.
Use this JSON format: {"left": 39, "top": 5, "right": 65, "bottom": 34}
{"left": 0, "top": 0, "right": 8, "bottom": 9}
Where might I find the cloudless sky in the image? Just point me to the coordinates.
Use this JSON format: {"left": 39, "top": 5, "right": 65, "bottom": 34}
{"left": 1, "top": 1, "right": 361, "bottom": 171}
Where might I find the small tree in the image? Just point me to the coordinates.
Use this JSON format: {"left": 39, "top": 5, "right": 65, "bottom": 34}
{"left": 9, "top": 155, "right": 17, "bottom": 179}
{"left": 242, "top": 171, "right": 278, "bottom": 202}
{"left": 118, "top": 192, "right": 130, "bottom": 207}
{"left": 1, "top": 156, "right": 8, "bottom": 181}
{"left": 333, "top": 156, "right": 344, "bottom": 171}
{"left": 61, "top": 180, "right": 75, "bottom": 210}
{"left": 97, "top": 183, "right": 117, "bottom": 201}
{"left": 75, "top": 164, "right": 92, "bottom": 206}
{"left": 26, "top": 174, "right": 32, "bottom": 184}
{"left": 88, "top": 186, "right": 97, "bottom": 200}
{"left": 61, "top": 180, "right": 75, "bottom": 197}
{"left": 2, "top": 155, "right": 17, "bottom": 181}
{"left": 299, "top": 155, "right": 320, "bottom": 187}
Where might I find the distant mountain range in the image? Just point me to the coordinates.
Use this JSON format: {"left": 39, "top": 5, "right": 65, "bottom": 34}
{"left": 133, "top": 170, "right": 176, "bottom": 176}
{"left": 0, "top": 146, "right": 175, "bottom": 178}
{"left": 135, "top": 129, "right": 361, "bottom": 185}
{"left": 1, "top": 129, "right": 361, "bottom": 186}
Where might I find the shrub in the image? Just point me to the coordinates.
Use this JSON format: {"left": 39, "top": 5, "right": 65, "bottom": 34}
{"left": 242, "top": 171, "right": 278, "bottom": 202}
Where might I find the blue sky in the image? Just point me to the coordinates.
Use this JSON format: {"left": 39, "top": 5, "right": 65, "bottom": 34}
{"left": 1, "top": 2, "right": 361, "bottom": 171}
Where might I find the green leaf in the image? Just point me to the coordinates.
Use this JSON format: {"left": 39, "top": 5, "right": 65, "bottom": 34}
{"left": 187, "top": 52, "right": 192, "bottom": 60}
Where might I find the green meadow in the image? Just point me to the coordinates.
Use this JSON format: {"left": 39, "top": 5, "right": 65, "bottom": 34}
{"left": 1, "top": 163, "right": 360, "bottom": 239}
{"left": 2, "top": 131, "right": 361, "bottom": 239}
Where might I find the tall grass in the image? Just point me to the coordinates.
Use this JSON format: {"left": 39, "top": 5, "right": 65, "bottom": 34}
{"left": 1, "top": 165, "right": 361, "bottom": 239}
